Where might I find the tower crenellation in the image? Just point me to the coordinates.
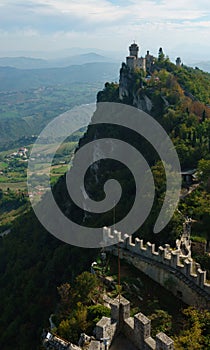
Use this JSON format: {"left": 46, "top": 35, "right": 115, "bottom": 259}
{"left": 95, "top": 297, "right": 174, "bottom": 350}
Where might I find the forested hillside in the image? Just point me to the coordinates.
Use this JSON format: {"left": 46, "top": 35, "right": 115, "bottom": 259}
{"left": 81, "top": 55, "right": 210, "bottom": 245}
{"left": 0, "top": 211, "right": 97, "bottom": 350}
{"left": 0, "top": 54, "right": 210, "bottom": 349}
{"left": 0, "top": 83, "right": 101, "bottom": 149}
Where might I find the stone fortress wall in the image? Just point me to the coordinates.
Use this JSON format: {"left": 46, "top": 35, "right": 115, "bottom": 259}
{"left": 103, "top": 227, "right": 210, "bottom": 309}
{"left": 42, "top": 222, "right": 210, "bottom": 350}
{"left": 43, "top": 296, "right": 174, "bottom": 350}
{"left": 95, "top": 296, "right": 174, "bottom": 350}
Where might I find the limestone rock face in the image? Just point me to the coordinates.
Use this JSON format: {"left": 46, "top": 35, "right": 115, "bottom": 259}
{"left": 119, "top": 64, "right": 133, "bottom": 100}
{"left": 133, "top": 94, "right": 153, "bottom": 113}
{"left": 119, "top": 64, "right": 153, "bottom": 114}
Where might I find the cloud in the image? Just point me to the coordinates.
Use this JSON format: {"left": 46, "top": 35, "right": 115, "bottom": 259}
{"left": 1, "top": 0, "right": 210, "bottom": 29}
{"left": 128, "top": 0, "right": 210, "bottom": 22}
{"left": 0, "top": 0, "right": 209, "bottom": 60}
{"left": 1, "top": 0, "right": 209, "bottom": 30}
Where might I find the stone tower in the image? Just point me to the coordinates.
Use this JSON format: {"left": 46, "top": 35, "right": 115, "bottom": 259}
{"left": 129, "top": 42, "right": 139, "bottom": 58}
{"left": 176, "top": 57, "right": 181, "bottom": 67}
{"left": 126, "top": 42, "right": 146, "bottom": 71}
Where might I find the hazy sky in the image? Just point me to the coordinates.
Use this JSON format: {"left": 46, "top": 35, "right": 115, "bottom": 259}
{"left": 0, "top": 0, "right": 210, "bottom": 61}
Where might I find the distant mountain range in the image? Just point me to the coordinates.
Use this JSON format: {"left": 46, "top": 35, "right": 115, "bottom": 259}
{"left": 0, "top": 52, "right": 117, "bottom": 70}
{"left": 1, "top": 47, "right": 209, "bottom": 73}
{"left": 0, "top": 62, "right": 120, "bottom": 92}
{"left": 50, "top": 52, "right": 115, "bottom": 68}
{"left": 0, "top": 56, "right": 48, "bottom": 69}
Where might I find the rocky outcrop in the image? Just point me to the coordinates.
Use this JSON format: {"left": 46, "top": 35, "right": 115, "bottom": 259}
{"left": 133, "top": 93, "right": 153, "bottom": 113}
{"left": 119, "top": 63, "right": 153, "bottom": 114}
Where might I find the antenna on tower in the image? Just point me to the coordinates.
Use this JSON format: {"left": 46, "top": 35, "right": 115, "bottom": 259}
{"left": 114, "top": 200, "right": 121, "bottom": 305}
{"left": 118, "top": 237, "right": 121, "bottom": 305}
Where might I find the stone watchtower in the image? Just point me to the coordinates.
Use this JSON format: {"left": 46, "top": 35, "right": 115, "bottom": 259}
{"left": 126, "top": 42, "right": 146, "bottom": 71}
{"left": 129, "top": 42, "right": 139, "bottom": 58}
{"left": 176, "top": 57, "right": 181, "bottom": 67}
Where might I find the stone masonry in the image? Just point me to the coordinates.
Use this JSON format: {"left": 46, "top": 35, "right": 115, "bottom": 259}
{"left": 43, "top": 297, "right": 174, "bottom": 350}
{"left": 103, "top": 227, "right": 210, "bottom": 309}
{"left": 95, "top": 296, "right": 174, "bottom": 350}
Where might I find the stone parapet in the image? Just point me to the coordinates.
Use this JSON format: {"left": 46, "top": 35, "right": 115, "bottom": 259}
{"left": 103, "top": 227, "right": 210, "bottom": 298}
{"left": 95, "top": 297, "right": 174, "bottom": 350}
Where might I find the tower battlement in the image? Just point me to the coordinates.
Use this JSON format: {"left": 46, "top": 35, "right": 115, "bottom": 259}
{"left": 95, "top": 296, "right": 174, "bottom": 350}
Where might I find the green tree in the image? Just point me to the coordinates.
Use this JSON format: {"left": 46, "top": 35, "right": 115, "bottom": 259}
{"left": 173, "top": 307, "right": 210, "bottom": 349}
{"left": 58, "top": 318, "right": 75, "bottom": 341}
{"left": 57, "top": 283, "right": 71, "bottom": 318}
{"left": 149, "top": 309, "right": 172, "bottom": 337}
{"left": 87, "top": 304, "right": 111, "bottom": 325}
{"left": 75, "top": 302, "right": 88, "bottom": 332}
{"left": 197, "top": 159, "right": 210, "bottom": 187}
{"left": 74, "top": 271, "right": 98, "bottom": 304}
{"left": 158, "top": 47, "right": 165, "bottom": 62}
{"left": 57, "top": 303, "right": 89, "bottom": 343}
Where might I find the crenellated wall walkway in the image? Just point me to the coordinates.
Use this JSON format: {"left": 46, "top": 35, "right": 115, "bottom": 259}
{"left": 103, "top": 227, "right": 210, "bottom": 308}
